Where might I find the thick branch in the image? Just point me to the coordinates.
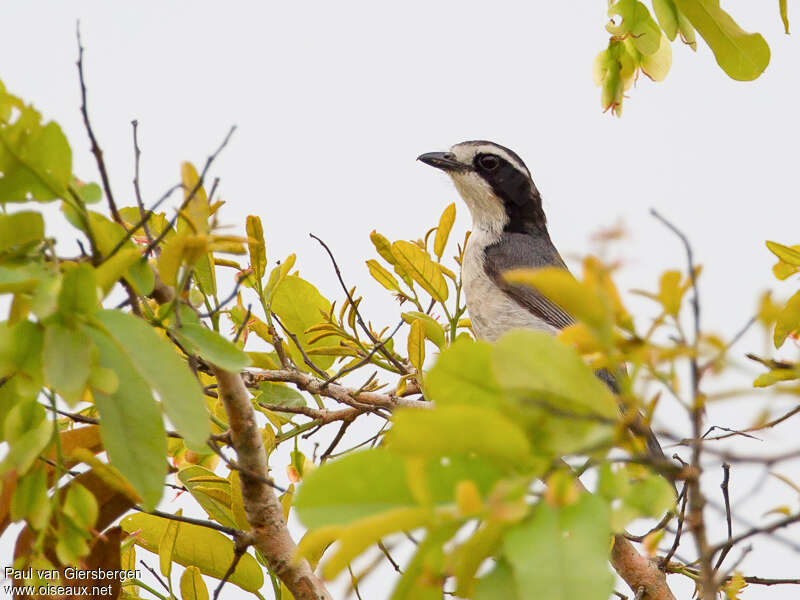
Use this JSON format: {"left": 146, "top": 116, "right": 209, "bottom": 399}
{"left": 213, "top": 366, "right": 331, "bottom": 600}
{"left": 611, "top": 537, "right": 676, "bottom": 600}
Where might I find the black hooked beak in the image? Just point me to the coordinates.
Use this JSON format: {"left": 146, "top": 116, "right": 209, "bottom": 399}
{"left": 417, "top": 151, "right": 465, "bottom": 172}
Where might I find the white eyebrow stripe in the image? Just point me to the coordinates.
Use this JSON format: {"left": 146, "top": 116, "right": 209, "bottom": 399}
{"left": 449, "top": 142, "right": 530, "bottom": 177}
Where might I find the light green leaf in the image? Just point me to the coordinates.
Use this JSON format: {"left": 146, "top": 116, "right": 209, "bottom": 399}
{"left": 121, "top": 512, "right": 264, "bottom": 593}
{"left": 271, "top": 275, "right": 335, "bottom": 370}
{"left": 391, "top": 241, "right": 449, "bottom": 303}
{"left": 674, "top": 0, "right": 770, "bottom": 80}
{"left": 42, "top": 322, "right": 91, "bottom": 404}
{"left": 402, "top": 312, "right": 446, "bottom": 349}
{"left": 504, "top": 495, "right": 614, "bottom": 600}
{"left": 256, "top": 381, "right": 306, "bottom": 409}
{"left": 426, "top": 338, "right": 503, "bottom": 408}
{"left": 96, "top": 248, "right": 142, "bottom": 297}
{"left": 652, "top": 0, "right": 679, "bottom": 40}
{"left": 63, "top": 482, "right": 99, "bottom": 530}
{"left": 83, "top": 325, "right": 166, "bottom": 510}
{"left": 474, "top": 559, "right": 520, "bottom": 600}
{"left": 0, "top": 84, "right": 72, "bottom": 202}
{"left": 0, "top": 399, "right": 52, "bottom": 474}
{"left": 174, "top": 323, "right": 251, "bottom": 373}
{"left": 57, "top": 263, "right": 98, "bottom": 315}
{"left": 10, "top": 467, "right": 50, "bottom": 530}
{"left": 0, "top": 211, "right": 44, "bottom": 252}
{"left": 389, "top": 406, "right": 531, "bottom": 469}
{"left": 607, "top": 0, "right": 663, "bottom": 55}
{"left": 94, "top": 310, "right": 210, "bottom": 449}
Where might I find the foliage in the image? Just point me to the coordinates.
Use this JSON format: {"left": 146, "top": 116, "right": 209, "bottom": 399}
{"left": 2, "top": 42, "right": 800, "bottom": 600}
{"left": 595, "top": 0, "right": 782, "bottom": 115}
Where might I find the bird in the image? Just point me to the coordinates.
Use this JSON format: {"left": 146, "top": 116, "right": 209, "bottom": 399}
{"left": 418, "top": 140, "right": 664, "bottom": 459}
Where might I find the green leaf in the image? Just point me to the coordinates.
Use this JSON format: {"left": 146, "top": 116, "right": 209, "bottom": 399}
{"left": 73, "top": 179, "right": 102, "bottom": 204}
{"left": 607, "top": 0, "right": 663, "bottom": 55}
{"left": 121, "top": 512, "right": 264, "bottom": 593}
{"left": 42, "top": 322, "right": 91, "bottom": 404}
{"left": 402, "top": 312, "right": 446, "bottom": 349}
{"left": 94, "top": 310, "right": 210, "bottom": 449}
{"left": 0, "top": 320, "right": 43, "bottom": 393}
{"left": 174, "top": 323, "right": 251, "bottom": 372}
{"left": 63, "top": 482, "right": 99, "bottom": 530}
{"left": 295, "top": 448, "right": 503, "bottom": 529}
{"left": 271, "top": 275, "right": 335, "bottom": 370}
{"left": 0, "top": 211, "right": 44, "bottom": 252}
{"left": 407, "top": 319, "right": 425, "bottom": 372}
{"left": 58, "top": 263, "right": 98, "bottom": 315}
{"left": 433, "top": 203, "right": 456, "bottom": 261}
{"left": 774, "top": 290, "right": 800, "bottom": 348}
{"left": 391, "top": 241, "right": 449, "bottom": 303}
{"left": 10, "top": 467, "right": 50, "bottom": 530}
{"left": 766, "top": 241, "right": 800, "bottom": 267}
{"left": 426, "top": 338, "right": 503, "bottom": 408}
{"left": 652, "top": 0, "right": 679, "bottom": 40}
{"left": 0, "top": 398, "right": 52, "bottom": 474}
{"left": 95, "top": 248, "right": 142, "bottom": 297}
{"left": 83, "top": 325, "right": 167, "bottom": 510}
{"left": 180, "top": 566, "right": 209, "bottom": 600}
{"left": 673, "top": 0, "right": 770, "bottom": 81}
{"left": 389, "top": 406, "right": 532, "bottom": 469}
{"left": 246, "top": 215, "right": 266, "bottom": 280}
{"left": 0, "top": 83, "right": 72, "bottom": 202}
{"left": 255, "top": 381, "right": 306, "bottom": 409}
{"left": 491, "top": 330, "right": 617, "bottom": 454}
{"left": 474, "top": 559, "right": 520, "bottom": 600}
{"left": 504, "top": 495, "right": 614, "bottom": 600}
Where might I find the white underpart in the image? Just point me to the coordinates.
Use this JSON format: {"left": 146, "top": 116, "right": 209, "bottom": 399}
{"left": 458, "top": 212, "right": 558, "bottom": 343}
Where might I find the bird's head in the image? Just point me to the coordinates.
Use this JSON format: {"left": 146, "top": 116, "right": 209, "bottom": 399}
{"left": 418, "top": 140, "right": 546, "bottom": 235}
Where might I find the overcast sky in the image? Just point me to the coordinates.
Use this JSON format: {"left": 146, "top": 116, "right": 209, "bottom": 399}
{"left": 2, "top": 2, "right": 800, "bottom": 598}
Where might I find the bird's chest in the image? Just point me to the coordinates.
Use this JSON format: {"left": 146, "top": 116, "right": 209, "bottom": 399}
{"left": 462, "top": 232, "right": 555, "bottom": 342}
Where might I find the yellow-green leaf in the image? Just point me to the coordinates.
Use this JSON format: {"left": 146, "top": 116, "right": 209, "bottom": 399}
{"left": 367, "top": 259, "right": 402, "bottom": 293}
{"left": 433, "top": 203, "right": 456, "bottom": 261}
{"left": 402, "top": 312, "right": 446, "bottom": 349}
{"left": 391, "top": 241, "right": 448, "bottom": 303}
{"left": 180, "top": 566, "right": 209, "bottom": 600}
{"left": 774, "top": 290, "right": 800, "bottom": 348}
{"left": 246, "top": 215, "right": 266, "bottom": 280}
{"left": 766, "top": 241, "right": 800, "bottom": 267}
{"left": 159, "top": 512, "right": 180, "bottom": 577}
{"left": 121, "top": 512, "right": 263, "bottom": 593}
{"left": 408, "top": 319, "right": 425, "bottom": 371}
{"left": 674, "top": 0, "right": 770, "bottom": 81}
{"left": 96, "top": 248, "right": 142, "bottom": 297}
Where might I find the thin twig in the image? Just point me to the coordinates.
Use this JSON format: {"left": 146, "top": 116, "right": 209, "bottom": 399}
{"left": 320, "top": 420, "right": 353, "bottom": 462}
{"left": 77, "top": 22, "right": 123, "bottom": 225}
{"left": 323, "top": 318, "right": 405, "bottom": 386}
{"left": 131, "top": 119, "right": 153, "bottom": 243}
{"left": 310, "top": 234, "right": 408, "bottom": 374}
{"left": 713, "top": 463, "right": 733, "bottom": 571}
{"left": 131, "top": 505, "right": 240, "bottom": 536}
{"left": 138, "top": 560, "right": 170, "bottom": 594}
{"left": 213, "top": 541, "right": 248, "bottom": 600}
{"left": 272, "top": 313, "right": 329, "bottom": 378}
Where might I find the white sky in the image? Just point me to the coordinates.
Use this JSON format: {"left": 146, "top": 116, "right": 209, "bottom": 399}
{"left": 2, "top": 2, "right": 800, "bottom": 599}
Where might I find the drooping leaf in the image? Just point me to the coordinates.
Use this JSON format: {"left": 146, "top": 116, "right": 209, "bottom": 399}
{"left": 407, "top": 319, "right": 425, "bottom": 372}
{"left": 607, "top": 0, "right": 663, "bottom": 55}
{"left": 674, "top": 0, "right": 770, "bottom": 81}
{"left": 180, "top": 566, "right": 209, "bottom": 600}
{"left": 780, "top": 0, "right": 790, "bottom": 33}
{"left": 402, "top": 312, "right": 446, "bottom": 349}
{"left": 94, "top": 310, "right": 210, "bottom": 449}
{"left": 246, "top": 215, "right": 266, "bottom": 280}
{"left": 42, "top": 322, "right": 92, "bottom": 405}
{"left": 83, "top": 325, "right": 166, "bottom": 510}
{"left": 652, "top": 0, "right": 679, "bottom": 40}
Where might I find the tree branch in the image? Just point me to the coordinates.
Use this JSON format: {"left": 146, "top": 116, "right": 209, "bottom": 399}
{"left": 212, "top": 366, "right": 331, "bottom": 600}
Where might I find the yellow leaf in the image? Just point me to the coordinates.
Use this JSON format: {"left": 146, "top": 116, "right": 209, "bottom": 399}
{"left": 366, "top": 259, "right": 401, "bottom": 292}
{"left": 723, "top": 571, "right": 747, "bottom": 600}
{"left": 179, "top": 162, "right": 210, "bottom": 236}
{"left": 228, "top": 471, "right": 250, "bottom": 531}
{"left": 433, "top": 203, "right": 456, "bottom": 260}
{"left": 323, "top": 507, "right": 431, "bottom": 579}
{"left": 658, "top": 270, "right": 683, "bottom": 316}
{"left": 157, "top": 233, "right": 187, "bottom": 286}
{"left": 391, "top": 241, "right": 449, "bottom": 303}
{"left": 774, "top": 290, "right": 800, "bottom": 348}
{"left": 408, "top": 319, "right": 426, "bottom": 371}
{"left": 766, "top": 241, "right": 800, "bottom": 266}
{"left": 295, "top": 525, "right": 340, "bottom": 569}
{"left": 159, "top": 509, "right": 180, "bottom": 577}
{"left": 370, "top": 230, "right": 397, "bottom": 265}
{"left": 455, "top": 480, "right": 482, "bottom": 517}
{"left": 96, "top": 249, "right": 143, "bottom": 297}
{"left": 180, "top": 566, "right": 209, "bottom": 600}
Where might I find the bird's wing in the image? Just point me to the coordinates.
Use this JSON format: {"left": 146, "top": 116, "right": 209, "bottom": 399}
{"left": 483, "top": 231, "right": 575, "bottom": 330}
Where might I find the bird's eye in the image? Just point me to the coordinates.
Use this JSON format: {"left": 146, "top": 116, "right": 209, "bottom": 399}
{"left": 477, "top": 154, "right": 500, "bottom": 171}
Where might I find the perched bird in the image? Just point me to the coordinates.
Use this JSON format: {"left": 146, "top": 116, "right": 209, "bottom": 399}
{"left": 418, "top": 140, "right": 663, "bottom": 458}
